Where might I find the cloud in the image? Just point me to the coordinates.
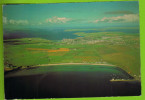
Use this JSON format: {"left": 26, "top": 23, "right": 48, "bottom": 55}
{"left": 105, "top": 11, "right": 134, "bottom": 14}
{"left": 93, "top": 14, "right": 139, "bottom": 23}
{"left": 9, "top": 19, "right": 29, "bottom": 25}
{"left": 46, "top": 16, "right": 72, "bottom": 23}
{"left": 3, "top": 16, "right": 29, "bottom": 25}
{"left": 38, "top": 22, "right": 42, "bottom": 25}
{"left": 93, "top": 20, "right": 99, "bottom": 23}
{"left": 3, "top": 16, "right": 8, "bottom": 24}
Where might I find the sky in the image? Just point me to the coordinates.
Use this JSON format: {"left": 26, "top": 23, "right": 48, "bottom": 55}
{"left": 3, "top": 1, "right": 139, "bottom": 29}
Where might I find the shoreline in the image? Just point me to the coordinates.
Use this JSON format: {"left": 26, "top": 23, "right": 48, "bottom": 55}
{"left": 36, "top": 63, "right": 116, "bottom": 67}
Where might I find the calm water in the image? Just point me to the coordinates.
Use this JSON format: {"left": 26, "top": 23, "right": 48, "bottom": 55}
{"left": 5, "top": 65, "right": 141, "bottom": 98}
{"left": 3, "top": 27, "right": 139, "bottom": 40}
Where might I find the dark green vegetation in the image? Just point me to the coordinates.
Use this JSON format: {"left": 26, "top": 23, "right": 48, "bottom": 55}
{"left": 4, "top": 31, "right": 140, "bottom": 79}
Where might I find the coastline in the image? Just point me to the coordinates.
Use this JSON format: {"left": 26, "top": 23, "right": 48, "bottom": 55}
{"left": 37, "top": 63, "right": 116, "bottom": 67}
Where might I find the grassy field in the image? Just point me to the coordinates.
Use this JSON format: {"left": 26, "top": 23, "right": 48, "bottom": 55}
{"left": 4, "top": 31, "right": 140, "bottom": 79}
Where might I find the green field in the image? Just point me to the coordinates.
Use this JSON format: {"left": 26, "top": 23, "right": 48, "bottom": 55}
{"left": 4, "top": 31, "right": 140, "bottom": 79}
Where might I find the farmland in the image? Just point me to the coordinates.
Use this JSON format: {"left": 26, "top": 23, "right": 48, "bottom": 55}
{"left": 4, "top": 31, "right": 140, "bottom": 79}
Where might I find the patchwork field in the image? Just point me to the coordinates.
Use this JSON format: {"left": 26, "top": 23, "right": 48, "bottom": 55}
{"left": 4, "top": 31, "right": 140, "bottom": 79}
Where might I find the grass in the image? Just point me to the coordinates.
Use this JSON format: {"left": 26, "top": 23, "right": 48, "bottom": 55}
{"left": 4, "top": 31, "right": 140, "bottom": 79}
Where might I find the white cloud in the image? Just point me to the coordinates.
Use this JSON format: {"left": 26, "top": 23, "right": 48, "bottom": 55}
{"left": 3, "top": 16, "right": 8, "bottom": 24}
{"left": 9, "top": 19, "right": 29, "bottom": 25}
{"left": 93, "top": 14, "right": 139, "bottom": 23}
{"left": 3, "top": 16, "right": 29, "bottom": 25}
{"left": 93, "top": 20, "right": 99, "bottom": 23}
{"left": 39, "top": 22, "right": 42, "bottom": 25}
{"left": 46, "top": 16, "right": 72, "bottom": 23}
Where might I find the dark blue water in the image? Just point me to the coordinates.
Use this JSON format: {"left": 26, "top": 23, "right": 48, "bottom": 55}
{"left": 3, "top": 27, "right": 139, "bottom": 40}
{"left": 5, "top": 65, "right": 141, "bottom": 98}
{"left": 3, "top": 28, "right": 80, "bottom": 40}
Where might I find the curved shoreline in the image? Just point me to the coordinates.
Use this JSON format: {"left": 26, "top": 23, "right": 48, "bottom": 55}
{"left": 36, "top": 63, "right": 116, "bottom": 67}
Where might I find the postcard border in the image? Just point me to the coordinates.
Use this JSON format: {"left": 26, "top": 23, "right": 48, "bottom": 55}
{"left": 0, "top": 0, "right": 145, "bottom": 100}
